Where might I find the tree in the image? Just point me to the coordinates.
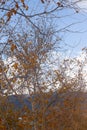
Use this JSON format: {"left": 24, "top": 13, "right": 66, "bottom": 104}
{"left": 1, "top": 44, "right": 87, "bottom": 130}
{"left": 0, "top": 0, "right": 87, "bottom": 130}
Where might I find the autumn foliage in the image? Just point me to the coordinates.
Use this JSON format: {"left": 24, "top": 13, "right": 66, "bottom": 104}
{"left": 0, "top": 44, "right": 87, "bottom": 129}
{"left": 0, "top": 0, "right": 87, "bottom": 130}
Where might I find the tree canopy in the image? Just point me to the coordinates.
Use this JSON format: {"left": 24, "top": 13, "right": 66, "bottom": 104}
{"left": 0, "top": 0, "right": 87, "bottom": 130}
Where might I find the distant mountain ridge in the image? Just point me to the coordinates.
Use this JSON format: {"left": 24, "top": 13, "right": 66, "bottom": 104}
{"left": 4, "top": 91, "right": 87, "bottom": 113}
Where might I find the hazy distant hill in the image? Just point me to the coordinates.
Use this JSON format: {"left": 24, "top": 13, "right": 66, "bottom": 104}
{"left": 4, "top": 91, "right": 87, "bottom": 114}
{"left": 7, "top": 94, "right": 32, "bottom": 110}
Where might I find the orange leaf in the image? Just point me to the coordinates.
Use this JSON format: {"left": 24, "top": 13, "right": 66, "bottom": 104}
{"left": 15, "top": 3, "right": 19, "bottom": 9}
{"left": 11, "top": 44, "right": 17, "bottom": 51}
{"left": 21, "top": 0, "right": 24, "bottom": 3}
{"left": 0, "top": 67, "right": 2, "bottom": 73}
{"left": 12, "top": 63, "right": 18, "bottom": 69}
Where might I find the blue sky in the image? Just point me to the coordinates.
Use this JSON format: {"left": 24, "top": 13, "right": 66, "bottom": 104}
{"left": 60, "top": 1, "right": 87, "bottom": 56}
{"left": 60, "top": 9, "right": 87, "bottom": 57}
{"left": 1, "top": 0, "right": 87, "bottom": 58}
{"left": 25, "top": 0, "right": 87, "bottom": 57}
